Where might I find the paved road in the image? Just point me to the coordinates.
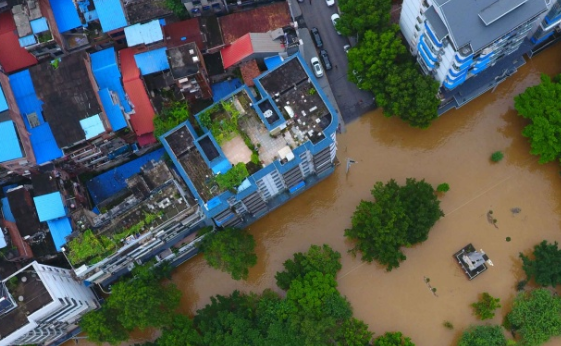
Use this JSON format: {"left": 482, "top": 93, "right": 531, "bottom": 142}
{"left": 296, "top": 0, "right": 375, "bottom": 124}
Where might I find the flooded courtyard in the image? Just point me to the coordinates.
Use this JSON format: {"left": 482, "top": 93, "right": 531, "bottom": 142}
{"left": 69, "top": 43, "right": 561, "bottom": 346}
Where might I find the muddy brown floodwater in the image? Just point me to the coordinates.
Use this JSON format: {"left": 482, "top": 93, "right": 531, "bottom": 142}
{"left": 69, "top": 44, "right": 561, "bottom": 346}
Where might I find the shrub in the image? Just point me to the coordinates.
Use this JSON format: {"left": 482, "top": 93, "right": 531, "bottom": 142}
{"left": 472, "top": 292, "right": 501, "bottom": 320}
{"left": 443, "top": 321, "right": 454, "bottom": 329}
{"left": 491, "top": 151, "right": 504, "bottom": 162}
{"left": 436, "top": 183, "right": 450, "bottom": 193}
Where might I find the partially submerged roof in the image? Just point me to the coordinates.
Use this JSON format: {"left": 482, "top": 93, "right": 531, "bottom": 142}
{"left": 167, "top": 42, "right": 200, "bottom": 79}
{"left": 164, "top": 18, "right": 205, "bottom": 50}
{"left": 125, "top": 20, "right": 163, "bottom": 47}
{"left": 0, "top": 12, "right": 37, "bottom": 73}
{"left": 33, "top": 191, "right": 65, "bottom": 222}
{"left": 46, "top": 217, "right": 72, "bottom": 250}
{"left": 93, "top": 0, "right": 127, "bottom": 32}
{"left": 49, "top": 0, "right": 82, "bottom": 33}
{"left": 134, "top": 47, "right": 170, "bottom": 75}
{"left": 0, "top": 121, "right": 23, "bottom": 162}
{"left": 219, "top": 2, "right": 291, "bottom": 45}
{"left": 124, "top": 0, "right": 172, "bottom": 25}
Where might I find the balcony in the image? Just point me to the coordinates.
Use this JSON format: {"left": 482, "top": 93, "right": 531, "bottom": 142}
{"left": 419, "top": 35, "right": 439, "bottom": 62}
{"left": 444, "top": 75, "right": 466, "bottom": 90}
{"left": 424, "top": 22, "right": 443, "bottom": 48}
{"left": 418, "top": 44, "right": 436, "bottom": 69}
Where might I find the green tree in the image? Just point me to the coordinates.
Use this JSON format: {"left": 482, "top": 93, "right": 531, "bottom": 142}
{"left": 157, "top": 314, "right": 202, "bottom": 346}
{"left": 373, "top": 331, "right": 415, "bottom": 346}
{"left": 335, "top": 318, "right": 374, "bottom": 346}
{"left": 520, "top": 240, "right": 561, "bottom": 287}
{"left": 275, "top": 244, "right": 342, "bottom": 290}
{"left": 80, "top": 307, "right": 129, "bottom": 345}
{"left": 336, "top": 0, "right": 392, "bottom": 36}
{"left": 197, "top": 227, "right": 257, "bottom": 280}
{"left": 345, "top": 178, "right": 444, "bottom": 270}
{"left": 471, "top": 292, "right": 502, "bottom": 320}
{"left": 154, "top": 102, "right": 189, "bottom": 139}
{"left": 163, "top": 0, "right": 188, "bottom": 19}
{"left": 457, "top": 325, "right": 507, "bottom": 346}
{"left": 507, "top": 288, "right": 561, "bottom": 346}
{"left": 514, "top": 74, "right": 561, "bottom": 164}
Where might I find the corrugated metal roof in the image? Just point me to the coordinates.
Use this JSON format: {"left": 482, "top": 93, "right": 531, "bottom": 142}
{"left": 0, "top": 85, "right": 7, "bottom": 112}
{"left": 125, "top": 20, "right": 163, "bottom": 47}
{"left": 134, "top": 47, "right": 170, "bottom": 75}
{"left": 80, "top": 114, "right": 105, "bottom": 139}
{"left": 0, "top": 12, "right": 37, "bottom": 73}
{"left": 47, "top": 217, "right": 73, "bottom": 250}
{"left": 0, "top": 121, "right": 23, "bottom": 163}
{"left": 93, "top": 0, "right": 127, "bottom": 32}
{"left": 221, "top": 33, "right": 253, "bottom": 69}
{"left": 50, "top": 0, "right": 82, "bottom": 33}
{"left": 30, "top": 17, "right": 49, "bottom": 34}
{"left": 211, "top": 78, "right": 243, "bottom": 102}
{"left": 99, "top": 88, "right": 127, "bottom": 131}
{"left": 29, "top": 123, "right": 63, "bottom": 163}
{"left": 1, "top": 197, "right": 16, "bottom": 223}
{"left": 264, "top": 55, "right": 283, "bottom": 70}
{"left": 18, "top": 34, "right": 36, "bottom": 47}
{"left": 90, "top": 47, "right": 132, "bottom": 112}
{"left": 34, "top": 191, "right": 66, "bottom": 222}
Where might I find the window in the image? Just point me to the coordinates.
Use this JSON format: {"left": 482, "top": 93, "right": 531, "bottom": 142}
{"left": 415, "top": 24, "right": 421, "bottom": 32}
{"left": 417, "top": 16, "right": 423, "bottom": 24}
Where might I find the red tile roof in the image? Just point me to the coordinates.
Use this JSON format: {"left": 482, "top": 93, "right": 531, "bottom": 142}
{"left": 219, "top": 2, "right": 291, "bottom": 45}
{"left": 240, "top": 59, "right": 260, "bottom": 87}
{"left": 119, "top": 48, "right": 156, "bottom": 146}
{"left": 164, "top": 18, "right": 204, "bottom": 51}
{"left": 221, "top": 33, "right": 253, "bottom": 69}
{"left": 0, "top": 12, "right": 38, "bottom": 73}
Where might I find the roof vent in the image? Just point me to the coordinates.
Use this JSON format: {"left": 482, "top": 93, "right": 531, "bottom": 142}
{"left": 264, "top": 109, "right": 273, "bottom": 118}
{"left": 18, "top": 296, "right": 24, "bottom": 302}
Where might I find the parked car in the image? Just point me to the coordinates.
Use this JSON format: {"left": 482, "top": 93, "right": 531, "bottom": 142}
{"left": 331, "top": 13, "right": 341, "bottom": 35}
{"left": 326, "top": 0, "right": 335, "bottom": 6}
{"left": 311, "top": 57, "right": 324, "bottom": 78}
{"left": 319, "top": 49, "right": 332, "bottom": 71}
{"left": 343, "top": 44, "right": 350, "bottom": 54}
{"left": 310, "top": 27, "right": 323, "bottom": 48}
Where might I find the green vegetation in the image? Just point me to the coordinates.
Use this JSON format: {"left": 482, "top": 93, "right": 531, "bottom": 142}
{"left": 196, "top": 227, "right": 257, "bottom": 280}
{"left": 80, "top": 263, "right": 180, "bottom": 345}
{"left": 198, "top": 101, "right": 241, "bottom": 144}
{"left": 373, "top": 332, "right": 415, "bottom": 346}
{"left": 215, "top": 162, "right": 249, "bottom": 191}
{"left": 163, "top": 0, "right": 188, "bottom": 19}
{"left": 345, "top": 178, "right": 444, "bottom": 270}
{"left": 50, "top": 58, "right": 60, "bottom": 70}
{"left": 506, "top": 288, "right": 561, "bottom": 346}
{"left": 308, "top": 87, "right": 317, "bottom": 95}
{"left": 491, "top": 151, "right": 505, "bottom": 162}
{"left": 37, "top": 32, "right": 52, "bottom": 43}
{"left": 336, "top": 0, "right": 391, "bottom": 36}
{"left": 112, "top": 212, "right": 162, "bottom": 242}
{"left": 471, "top": 292, "right": 502, "bottom": 320}
{"left": 443, "top": 321, "right": 454, "bottom": 330}
{"left": 66, "top": 229, "right": 116, "bottom": 265}
{"left": 275, "top": 244, "right": 342, "bottom": 290}
{"left": 458, "top": 325, "right": 507, "bottom": 346}
{"left": 520, "top": 240, "right": 561, "bottom": 287}
{"left": 515, "top": 74, "right": 561, "bottom": 164}
{"left": 436, "top": 183, "right": 450, "bottom": 193}
{"left": 154, "top": 102, "right": 189, "bottom": 139}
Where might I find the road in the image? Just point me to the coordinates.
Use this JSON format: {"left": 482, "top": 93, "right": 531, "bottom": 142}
{"left": 295, "top": 0, "right": 375, "bottom": 123}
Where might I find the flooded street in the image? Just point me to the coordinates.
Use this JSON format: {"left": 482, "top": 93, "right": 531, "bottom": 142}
{"left": 69, "top": 43, "right": 561, "bottom": 346}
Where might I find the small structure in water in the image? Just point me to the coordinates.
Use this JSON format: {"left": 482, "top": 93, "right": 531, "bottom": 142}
{"left": 454, "top": 244, "right": 493, "bottom": 280}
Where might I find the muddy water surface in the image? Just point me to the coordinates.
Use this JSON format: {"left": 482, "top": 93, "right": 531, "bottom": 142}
{"left": 69, "top": 44, "right": 561, "bottom": 346}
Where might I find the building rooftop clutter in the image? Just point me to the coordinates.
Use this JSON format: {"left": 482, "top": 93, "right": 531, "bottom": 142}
{"left": 221, "top": 33, "right": 284, "bottom": 69}
{"left": 164, "top": 18, "right": 205, "bottom": 50}
{"left": 11, "top": 0, "right": 48, "bottom": 48}
{"left": 0, "top": 11, "right": 38, "bottom": 73}
{"left": 92, "top": 0, "right": 127, "bottom": 32}
{"left": 199, "top": 15, "right": 224, "bottom": 50}
{"left": 49, "top": 0, "right": 82, "bottom": 33}
{"left": 28, "top": 52, "right": 102, "bottom": 149}
{"left": 6, "top": 186, "right": 43, "bottom": 238}
{"left": 31, "top": 172, "right": 58, "bottom": 196}
{"left": 134, "top": 47, "right": 170, "bottom": 75}
{"left": 125, "top": 19, "right": 163, "bottom": 47}
{"left": 218, "top": 2, "right": 291, "bottom": 45}
{"left": 123, "top": 0, "right": 172, "bottom": 25}
{"left": 166, "top": 42, "right": 200, "bottom": 79}
{"left": 434, "top": 0, "right": 547, "bottom": 52}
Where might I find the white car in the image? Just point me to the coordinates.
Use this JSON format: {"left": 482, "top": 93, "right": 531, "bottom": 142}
{"left": 326, "top": 0, "right": 335, "bottom": 6}
{"left": 311, "top": 57, "right": 324, "bottom": 78}
{"left": 343, "top": 44, "right": 350, "bottom": 54}
{"left": 331, "top": 13, "right": 341, "bottom": 35}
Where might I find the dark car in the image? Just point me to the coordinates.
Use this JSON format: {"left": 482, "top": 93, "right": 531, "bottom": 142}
{"left": 310, "top": 27, "right": 323, "bottom": 48}
{"left": 319, "top": 49, "right": 332, "bottom": 70}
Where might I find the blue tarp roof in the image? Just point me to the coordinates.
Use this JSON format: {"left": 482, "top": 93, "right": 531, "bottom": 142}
{"left": 98, "top": 88, "right": 127, "bottom": 130}
{"left": 211, "top": 78, "right": 243, "bottom": 102}
{"left": 264, "top": 56, "right": 283, "bottom": 70}
{"left": 86, "top": 148, "right": 165, "bottom": 205}
{"left": 0, "top": 121, "right": 23, "bottom": 162}
{"left": 47, "top": 217, "right": 73, "bottom": 250}
{"left": 50, "top": 0, "right": 82, "bottom": 33}
{"left": 1, "top": 197, "right": 15, "bottom": 223}
{"left": 0, "top": 85, "right": 7, "bottom": 112}
{"left": 125, "top": 20, "right": 163, "bottom": 47}
{"left": 9, "top": 70, "right": 63, "bottom": 164}
{"left": 80, "top": 114, "right": 105, "bottom": 139}
{"left": 34, "top": 192, "right": 66, "bottom": 222}
{"left": 30, "top": 17, "right": 49, "bottom": 34}
{"left": 134, "top": 47, "right": 170, "bottom": 75}
{"left": 19, "top": 35, "right": 36, "bottom": 47}
{"left": 93, "top": 0, "right": 127, "bottom": 32}
{"left": 211, "top": 157, "right": 232, "bottom": 175}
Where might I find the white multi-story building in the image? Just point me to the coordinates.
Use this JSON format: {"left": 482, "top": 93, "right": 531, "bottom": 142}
{"left": 400, "top": 0, "right": 561, "bottom": 113}
{"left": 0, "top": 262, "right": 99, "bottom": 346}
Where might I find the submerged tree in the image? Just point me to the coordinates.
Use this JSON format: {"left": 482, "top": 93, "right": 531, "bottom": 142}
{"left": 520, "top": 240, "right": 561, "bottom": 287}
{"left": 373, "top": 331, "right": 415, "bottom": 346}
{"left": 471, "top": 292, "right": 501, "bottom": 320}
{"left": 457, "top": 325, "right": 507, "bottom": 346}
{"left": 336, "top": 0, "right": 392, "bottom": 36}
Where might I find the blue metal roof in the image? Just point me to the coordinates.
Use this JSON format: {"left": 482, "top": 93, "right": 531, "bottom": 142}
{"left": 125, "top": 20, "right": 163, "bottom": 47}
{"left": 98, "top": 88, "right": 127, "bottom": 131}
{"left": 86, "top": 148, "right": 165, "bottom": 205}
{"left": 0, "top": 85, "right": 7, "bottom": 112}
{"left": 19, "top": 35, "right": 36, "bottom": 47}
{"left": 211, "top": 78, "right": 243, "bottom": 102}
{"left": 30, "top": 17, "right": 49, "bottom": 34}
{"left": 9, "top": 70, "right": 63, "bottom": 164}
{"left": 47, "top": 217, "right": 73, "bottom": 251}
{"left": 264, "top": 56, "right": 283, "bottom": 70}
{"left": 93, "top": 0, "right": 127, "bottom": 32}
{"left": 1, "top": 197, "right": 16, "bottom": 223}
{"left": 80, "top": 114, "right": 105, "bottom": 139}
{"left": 84, "top": 9, "right": 99, "bottom": 22}
{"left": 0, "top": 121, "right": 23, "bottom": 163}
{"left": 50, "top": 0, "right": 82, "bottom": 33}
{"left": 134, "top": 47, "right": 170, "bottom": 75}
{"left": 34, "top": 192, "right": 66, "bottom": 222}
{"left": 90, "top": 47, "right": 132, "bottom": 115}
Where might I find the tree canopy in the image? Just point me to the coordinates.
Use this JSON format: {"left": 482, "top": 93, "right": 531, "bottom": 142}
{"left": 373, "top": 332, "right": 415, "bottom": 346}
{"left": 471, "top": 292, "right": 501, "bottom": 320}
{"left": 336, "top": 0, "right": 392, "bottom": 37}
{"left": 514, "top": 74, "right": 561, "bottom": 164}
{"left": 345, "top": 178, "right": 444, "bottom": 270}
{"left": 153, "top": 101, "right": 190, "bottom": 139}
{"left": 520, "top": 240, "right": 561, "bottom": 287}
{"left": 457, "top": 325, "right": 507, "bottom": 346}
{"left": 197, "top": 227, "right": 257, "bottom": 280}
{"left": 275, "top": 243, "right": 342, "bottom": 290}
{"left": 507, "top": 288, "right": 561, "bottom": 346}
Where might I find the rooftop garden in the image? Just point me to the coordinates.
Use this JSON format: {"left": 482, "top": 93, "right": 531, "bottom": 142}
{"left": 154, "top": 101, "right": 190, "bottom": 139}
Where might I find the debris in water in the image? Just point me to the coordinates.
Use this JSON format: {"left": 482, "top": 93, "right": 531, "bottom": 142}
{"left": 511, "top": 207, "right": 521, "bottom": 215}
{"left": 486, "top": 211, "right": 498, "bottom": 229}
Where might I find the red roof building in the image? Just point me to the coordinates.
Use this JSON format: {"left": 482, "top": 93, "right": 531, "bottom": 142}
{"left": 221, "top": 33, "right": 284, "bottom": 69}
{"left": 240, "top": 60, "right": 260, "bottom": 87}
{"left": 0, "top": 12, "right": 38, "bottom": 73}
{"left": 119, "top": 48, "right": 157, "bottom": 146}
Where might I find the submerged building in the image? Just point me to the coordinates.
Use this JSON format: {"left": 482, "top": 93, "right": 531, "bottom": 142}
{"left": 400, "top": 0, "right": 561, "bottom": 113}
